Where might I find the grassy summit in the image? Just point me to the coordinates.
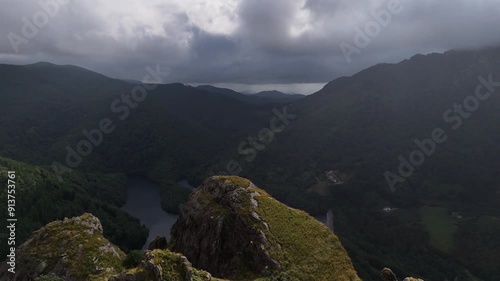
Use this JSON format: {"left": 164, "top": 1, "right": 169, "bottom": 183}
{"left": 255, "top": 188, "right": 360, "bottom": 280}
{"left": 171, "top": 176, "right": 361, "bottom": 281}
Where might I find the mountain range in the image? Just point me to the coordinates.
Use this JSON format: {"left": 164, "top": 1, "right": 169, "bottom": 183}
{"left": 195, "top": 85, "right": 304, "bottom": 104}
{"left": 1, "top": 46, "right": 500, "bottom": 280}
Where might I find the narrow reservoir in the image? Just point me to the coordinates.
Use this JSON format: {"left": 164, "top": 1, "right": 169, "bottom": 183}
{"left": 121, "top": 177, "right": 179, "bottom": 250}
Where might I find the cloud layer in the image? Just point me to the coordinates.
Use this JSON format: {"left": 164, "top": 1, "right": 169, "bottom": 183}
{"left": 1, "top": 0, "right": 500, "bottom": 93}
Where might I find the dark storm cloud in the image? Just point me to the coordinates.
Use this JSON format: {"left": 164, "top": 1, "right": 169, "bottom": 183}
{"left": 1, "top": 0, "right": 500, "bottom": 92}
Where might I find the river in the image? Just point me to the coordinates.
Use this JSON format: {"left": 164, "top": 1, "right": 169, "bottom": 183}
{"left": 121, "top": 177, "right": 179, "bottom": 250}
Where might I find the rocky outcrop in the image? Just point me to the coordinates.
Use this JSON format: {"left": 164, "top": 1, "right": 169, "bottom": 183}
{"left": 0, "top": 213, "right": 220, "bottom": 281}
{"left": 148, "top": 236, "right": 168, "bottom": 250}
{"left": 381, "top": 268, "right": 399, "bottom": 281}
{"left": 171, "top": 176, "right": 361, "bottom": 280}
{"left": 0, "top": 214, "right": 124, "bottom": 281}
{"left": 108, "top": 249, "right": 219, "bottom": 281}
{"left": 171, "top": 176, "right": 280, "bottom": 278}
{"left": 381, "top": 268, "right": 424, "bottom": 281}
{"left": 1, "top": 176, "right": 363, "bottom": 281}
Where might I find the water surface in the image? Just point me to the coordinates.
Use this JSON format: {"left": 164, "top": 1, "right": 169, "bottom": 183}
{"left": 122, "top": 177, "right": 179, "bottom": 250}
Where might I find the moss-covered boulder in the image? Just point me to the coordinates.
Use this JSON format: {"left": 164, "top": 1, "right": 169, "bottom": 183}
{"left": 109, "top": 249, "right": 226, "bottom": 281}
{"left": 171, "top": 176, "right": 361, "bottom": 280}
{"left": 0, "top": 214, "right": 125, "bottom": 281}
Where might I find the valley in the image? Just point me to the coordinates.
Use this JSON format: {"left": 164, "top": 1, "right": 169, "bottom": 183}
{"left": 2, "top": 2, "right": 500, "bottom": 280}
{"left": 1, "top": 47, "right": 499, "bottom": 280}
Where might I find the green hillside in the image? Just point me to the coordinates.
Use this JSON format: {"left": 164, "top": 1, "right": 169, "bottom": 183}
{"left": 0, "top": 157, "right": 148, "bottom": 257}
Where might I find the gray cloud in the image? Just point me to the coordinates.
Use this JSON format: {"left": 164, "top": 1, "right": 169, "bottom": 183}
{"left": 1, "top": 0, "right": 500, "bottom": 94}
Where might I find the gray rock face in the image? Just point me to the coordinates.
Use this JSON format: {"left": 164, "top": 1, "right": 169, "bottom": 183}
{"left": 170, "top": 176, "right": 280, "bottom": 279}
{"left": 64, "top": 213, "right": 103, "bottom": 234}
{"left": 382, "top": 268, "right": 398, "bottom": 281}
{"left": 148, "top": 236, "right": 168, "bottom": 250}
{"left": 35, "top": 261, "right": 47, "bottom": 274}
{"left": 99, "top": 243, "right": 121, "bottom": 258}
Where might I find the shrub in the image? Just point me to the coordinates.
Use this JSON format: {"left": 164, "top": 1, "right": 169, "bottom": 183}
{"left": 123, "top": 250, "right": 142, "bottom": 268}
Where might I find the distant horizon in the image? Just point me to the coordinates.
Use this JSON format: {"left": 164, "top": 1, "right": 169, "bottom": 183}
{"left": 3, "top": 0, "right": 500, "bottom": 95}
{"left": 2, "top": 43, "right": 499, "bottom": 96}
{"left": 2, "top": 60, "right": 326, "bottom": 95}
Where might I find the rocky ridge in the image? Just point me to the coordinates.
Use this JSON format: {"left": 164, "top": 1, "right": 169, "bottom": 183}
{"left": 0, "top": 176, "right": 426, "bottom": 281}
{"left": 171, "top": 176, "right": 361, "bottom": 280}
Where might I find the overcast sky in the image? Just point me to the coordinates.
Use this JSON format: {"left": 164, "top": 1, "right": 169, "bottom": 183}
{"left": 1, "top": 0, "right": 500, "bottom": 94}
